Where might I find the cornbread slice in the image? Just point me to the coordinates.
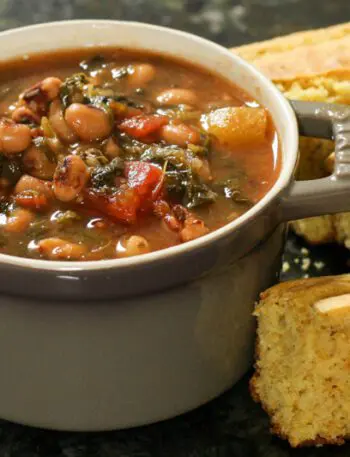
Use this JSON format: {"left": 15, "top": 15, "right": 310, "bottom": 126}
{"left": 232, "top": 23, "right": 350, "bottom": 246}
{"left": 251, "top": 275, "right": 350, "bottom": 447}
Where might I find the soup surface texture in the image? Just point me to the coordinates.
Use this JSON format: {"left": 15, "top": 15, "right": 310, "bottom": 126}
{"left": 0, "top": 48, "right": 280, "bottom": 260}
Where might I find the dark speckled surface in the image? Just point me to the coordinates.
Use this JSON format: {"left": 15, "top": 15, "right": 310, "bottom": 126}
{"left": 1, "top": 0, "right": 350, "bottom": 455}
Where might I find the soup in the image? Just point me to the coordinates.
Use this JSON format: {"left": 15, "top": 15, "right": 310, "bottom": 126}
{"left": 0, "top": 48, "right": 280, "bottom": 260}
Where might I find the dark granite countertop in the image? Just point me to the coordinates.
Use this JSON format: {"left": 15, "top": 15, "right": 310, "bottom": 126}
{"left": 1, "top": 0, "right": 350, "bottom": 455}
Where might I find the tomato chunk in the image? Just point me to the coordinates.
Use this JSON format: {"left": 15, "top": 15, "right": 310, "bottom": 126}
{"left": 125, "top": 161, "right": 163, "bottom": 198}
{"left": 84, "top": 187, "right": 141, "bottom": 224}
{"left": 119, "top": 114, "right": 168, "bottom": 139}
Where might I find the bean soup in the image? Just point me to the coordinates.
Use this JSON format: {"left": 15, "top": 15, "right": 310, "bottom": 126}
{"left": 0, "top": 48, "right": 280, "bottom": 260}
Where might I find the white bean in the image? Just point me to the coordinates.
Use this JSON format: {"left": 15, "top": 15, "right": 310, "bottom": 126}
{"left": 156, "top": 88, "right": 198, "bottom": 106}
{"left": 53, "top": 155, "right": 89, "bottom": 202}
{"left": 0, "top": 119, "right": 32, "bottom": 156}
{"left": 160, "top": 123, "right": 200, "bottom": 147}
{"left": 37, "top": 237, "right": 86, "bottom": 260}
{"left": 128, "top": 64, "right": 156, "bottom": 87}
{"left": 49, "top": 100, "right": 78, "bottom": 144}
{"left": 116, "top": 235, "right": 151, "bottom": 258}
{"left": 22, "top": 145, "right": 56, "bottom": 179}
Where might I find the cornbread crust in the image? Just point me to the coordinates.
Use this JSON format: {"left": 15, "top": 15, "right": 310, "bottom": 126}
{"left": 232, "top": 23, "right": 350, "bottom": 246}
{"left": 251, "top": 275, "right": 350, "bottom": 447}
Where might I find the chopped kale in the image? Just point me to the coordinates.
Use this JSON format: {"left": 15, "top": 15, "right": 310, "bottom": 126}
{"left": 60, "top": 73, "right": 89, "bottom": 108}
{"left": 78, "top": 147, "right": 109, "bottom": 167}
{"left": 139, "top": 144, "right": 217, "bottom": 208}
{"left": 215, "top": 178, "right": 253, "bottom": 206}
{"left": 90, "top": 157, "right": 125, "bottom": 189}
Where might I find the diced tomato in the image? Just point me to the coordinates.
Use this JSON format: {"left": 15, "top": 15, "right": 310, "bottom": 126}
{"left": 119, "top": 114, "right": 168, "bottom": 139}
{"left": 14, "top": 191, "right": 48, "bottom": 211}
{"left": 125, "top": 161, "right": 163, "bottom": 199}
{"left": 84, "top": 162, "right": 164, "bottom": 224}
{"left": 84, "top": 187, "right": 141, "bottom": 224}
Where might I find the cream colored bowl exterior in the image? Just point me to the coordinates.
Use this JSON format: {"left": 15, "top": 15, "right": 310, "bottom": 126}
{"left": 0, "top": 21, "right": 298, "bottom": 430}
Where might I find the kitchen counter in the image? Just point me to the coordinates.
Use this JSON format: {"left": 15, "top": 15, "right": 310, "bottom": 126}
{"left": 1, "top": 0, "right": 349, "bottom": 455}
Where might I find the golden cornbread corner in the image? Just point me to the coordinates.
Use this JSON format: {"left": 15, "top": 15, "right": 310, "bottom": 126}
{"left": 232, "top": 23, "right": 350, "bottom": 247}
{"left": 251, "top": 275, "right": 350, "bottom": 447}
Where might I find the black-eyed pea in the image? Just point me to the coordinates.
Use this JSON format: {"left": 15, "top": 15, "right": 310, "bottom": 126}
{"left": 40, "top": 77, "right": 62, "bottom": 100}
{"left": 128, "top": 64, "right": 156, "bottom": 88}
{"left": 116, "top": 235, "right": 151, "bottom": 258}
{"left": 160, "top": 123, "right": 200, "bottom": 147}
{"left": 4, "top": 208, "right": 34, "bottom": 233}
{"left": 64, "top": 103, "right": 112, "bottom": 142}
{"left": 156, "top": 88, "right": 198, "bottom": 106}
{"left": 12, "top": 106, "right": 41, "bottom": 124}
{"left": 22, "top": 145, "right": 56, "bottom": 179}
{"left": 37, "top": 237, "right": 86, "bottom": 260}
{"left": 15, "top": 174, "right": 53, "bottom": 198}
{"left": 53, "top": 155, "right": 89, "bottom": 202}
{"left": 180, "top": 217, "right": 209, "bottom": 242}
{"left": 0, "top": 119, "right": 32, "bottom": 156}
{"left": 49, "top": 99, "right": 78, "bottom": 144}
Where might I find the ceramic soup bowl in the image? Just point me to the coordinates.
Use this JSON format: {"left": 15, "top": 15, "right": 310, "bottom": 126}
{"left": 0, "top": 20, "right": 349, "bottom": 431}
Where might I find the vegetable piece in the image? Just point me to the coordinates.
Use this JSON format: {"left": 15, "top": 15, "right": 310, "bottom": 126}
{"left": 53, "top": 210, "right": 81, "bottom": 225}
{"left": 59, "top": 73, "right": 88, "bottom": 108}
{"left": 125, "top": 161, "right": 163, "bottom": 199}
{"left": 201, "top": 106, "right": 267, "bottom": 147}
{"left": 119, "top": 114, "right": 168, "bottom": 140}
{"left": 84, "top": 187, "right": 141, "bottom": 224}
{"left": 14, "top": 190, "right": 48, "bottom": 211}
{"left": 85, "top": 162, "right": 163, "bottom": 224}
{"left": 90, "top": 157, "right": 125, "bottom": 189}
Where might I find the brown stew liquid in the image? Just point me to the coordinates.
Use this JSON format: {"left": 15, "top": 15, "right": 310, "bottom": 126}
{"left": 0, "top": 48, "right": 280, "bottom": 260}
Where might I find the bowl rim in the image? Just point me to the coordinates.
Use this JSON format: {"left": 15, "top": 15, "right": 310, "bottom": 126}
{"left": 0, "top": 19, "right": 299, "bottom": 272}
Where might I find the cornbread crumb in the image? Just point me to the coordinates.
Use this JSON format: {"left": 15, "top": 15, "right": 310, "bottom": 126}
{"left": 251, "top": 275, "right": 350, "bottom": 447}
{"left": 301, "top": 247, "right": 309, "bottom": 256}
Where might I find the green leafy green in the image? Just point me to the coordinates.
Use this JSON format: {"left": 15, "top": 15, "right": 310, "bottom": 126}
{"left": 90, "top": 157, "right": 125, "bottom": 189}
{"left": 60, "top": 73, "right": 89, "bottom": 108}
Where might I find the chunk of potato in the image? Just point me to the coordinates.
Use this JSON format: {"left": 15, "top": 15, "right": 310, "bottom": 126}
{"left": 201, "top": 106, "right": 268, "bottom": 147}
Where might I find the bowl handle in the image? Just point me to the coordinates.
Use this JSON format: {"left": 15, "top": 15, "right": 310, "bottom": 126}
{"left": 280, "top": 100, "right": 350, "bottom": 221}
